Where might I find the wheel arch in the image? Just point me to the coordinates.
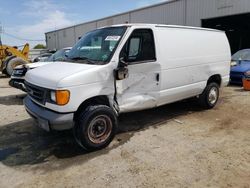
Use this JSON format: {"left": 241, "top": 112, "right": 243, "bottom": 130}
{"left": 207, "top": 74, "right": 222, "bottom": 87}
{"left": 73, "top": 95, "right": 112, "bottom": 121}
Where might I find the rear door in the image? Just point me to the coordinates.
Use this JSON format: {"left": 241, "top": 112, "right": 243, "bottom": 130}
{"left": 116, "top": 28, "right": 161, "bottom": 112}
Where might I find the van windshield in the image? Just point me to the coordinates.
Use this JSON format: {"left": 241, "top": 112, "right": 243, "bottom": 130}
{"left": 66, "top": 26, "right": 127, "bottom": 65}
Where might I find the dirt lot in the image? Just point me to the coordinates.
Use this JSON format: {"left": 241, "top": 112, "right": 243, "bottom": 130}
{"left": 0, "top": 75, "right": 249, "bottom": 188}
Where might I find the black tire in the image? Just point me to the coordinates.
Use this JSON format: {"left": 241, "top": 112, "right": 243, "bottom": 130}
{"left": 2, "top": 56, "right": 15, "bottom": 75}
{"left": 74, "top": 105, "right": 118, "bottom": 151}
{"left": 2, "top": 68, "right": 7, "bottom": 75}
{"left": 198, "top": 82, "right": 220, "bottom": 109}
{"left": 6, "top": 57, "right": 27, "bottom": 76}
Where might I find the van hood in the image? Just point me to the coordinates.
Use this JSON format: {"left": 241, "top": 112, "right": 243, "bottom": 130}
{"left": 15, "top": 62, "right": 52, "bottom": 69}
{"left": 27, "top": 61, "right": 53, "bottom": 69}
{"left": 25, "top": 62, "right": 109, "bottom": 89}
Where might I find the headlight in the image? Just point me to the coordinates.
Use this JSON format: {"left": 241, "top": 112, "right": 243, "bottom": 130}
{"left": 230, "top": 61, "right": 237, "bottom": 67}
{"left": 50, "top": 90, "right": 70, "bottom": 105}
{"left": 50, "top": 91, "right": 56, "bottom": 102}
{"left": 244, "top": 71, "right": 250, "bottom": 77}
{"left": 12, "top": 69, "right": 24, "bottom": 76}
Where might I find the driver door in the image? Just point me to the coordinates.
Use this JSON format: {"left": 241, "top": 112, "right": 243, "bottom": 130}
{"left": 116, "top": 29, "right": 160, "bottom": 112}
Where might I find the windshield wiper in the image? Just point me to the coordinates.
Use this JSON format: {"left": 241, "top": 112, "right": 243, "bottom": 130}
{"left": 70, "top": 56, "right": 88, "bottom": 60}
{"left": 68, "top": 56, "right": 95, "bottom": 64}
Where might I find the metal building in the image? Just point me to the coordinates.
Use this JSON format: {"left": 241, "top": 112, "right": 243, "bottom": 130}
{"left": 45, "top": 0, "right": 250, "bottom": 53}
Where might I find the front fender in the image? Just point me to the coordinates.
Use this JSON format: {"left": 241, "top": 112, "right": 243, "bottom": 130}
{"left": 45, "top": 81, "right": 115, "bottom": 113}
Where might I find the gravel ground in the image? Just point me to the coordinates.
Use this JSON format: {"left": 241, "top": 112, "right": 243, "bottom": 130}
{"left": 0, "top": 76, "right": 250, "bottom": 188}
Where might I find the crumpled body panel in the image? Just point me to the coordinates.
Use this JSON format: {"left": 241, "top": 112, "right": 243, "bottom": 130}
{"left": 116, "top": 62, "right": 160, "bottom": 113}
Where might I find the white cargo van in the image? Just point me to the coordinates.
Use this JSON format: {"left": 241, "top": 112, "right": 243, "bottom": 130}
{"left": 24, "top": 24, "right": 231, "bottom": 150}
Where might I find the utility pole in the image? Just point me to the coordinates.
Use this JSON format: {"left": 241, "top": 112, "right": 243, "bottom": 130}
{"left": 0, "top": 22, "right": 3, "bottom": 65}
{"left": 0, "top": 23, "right": 3, "bottom": 45}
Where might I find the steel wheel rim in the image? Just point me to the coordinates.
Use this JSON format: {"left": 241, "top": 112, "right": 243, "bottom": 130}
{"left": 87, "top": 115, "right": 112, "bottom": 144}
{"left": 208, "top": 87, "right": 218, "bottom": 105}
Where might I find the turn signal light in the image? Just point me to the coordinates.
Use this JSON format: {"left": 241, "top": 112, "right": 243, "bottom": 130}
{"left": 55, "top": 90, "right": 70, "bottom": 105}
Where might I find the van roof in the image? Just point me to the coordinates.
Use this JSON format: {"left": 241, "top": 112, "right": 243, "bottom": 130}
{"left": 103, "top": 23, "right": 224, "bottom": 33}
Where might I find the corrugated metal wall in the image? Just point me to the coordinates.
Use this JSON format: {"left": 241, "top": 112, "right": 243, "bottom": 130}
{"left": 57, "top": 27, "right": 75, "bottom": 48}
{"left": 186, "top": 0, "right": 250, "bottom": 27}
{"left": 46, "top": 32, "right": 57, "bottom": 50}
{"left": 112, "top": 13, "right": 130, "bottom": 24}
{"left": 74, "top": 22, "right": 97, "bottom": 41}
{"left": 45, "top": 0, "right": 250, "bottom": 50}
{"left": 130, "top": 0, "right": 185, "bottom": 25}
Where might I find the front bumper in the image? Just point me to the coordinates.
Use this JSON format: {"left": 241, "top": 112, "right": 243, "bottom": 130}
{"left": 24, "top": 96, "right": 74, "bottom": 131}
{"left": 9, "top": 79, "right": 26, "bottom": 92}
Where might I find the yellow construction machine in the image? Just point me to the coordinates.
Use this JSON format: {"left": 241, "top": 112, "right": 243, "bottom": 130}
{"left": 0, "top": 43, "right": 30, "bottom": 76}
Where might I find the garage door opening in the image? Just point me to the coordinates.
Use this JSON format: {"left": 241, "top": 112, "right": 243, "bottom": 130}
{"left": 202, "top": 13, "right": 250, "bottom": 54}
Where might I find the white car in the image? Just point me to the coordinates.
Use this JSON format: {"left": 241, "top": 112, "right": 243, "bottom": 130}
{"left": 24, "top": 24, "right": 231, "bottom": 151}
{"left": 9, "top": 47, "right": 72, "bottom": 91}
{"left": 33, "top": 53, "right": 53, "bottom": 63}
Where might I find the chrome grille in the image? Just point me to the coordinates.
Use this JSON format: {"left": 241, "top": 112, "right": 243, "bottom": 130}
{"left": 25, "top": 82, "right": 47, "bottom": 104}
{"left": 12, "top": 68, "right": 27, "bottom": 77}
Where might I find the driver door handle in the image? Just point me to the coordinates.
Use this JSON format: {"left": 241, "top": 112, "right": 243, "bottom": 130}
{"left": 156, "top": 73, "right": 160, "bottom": 82}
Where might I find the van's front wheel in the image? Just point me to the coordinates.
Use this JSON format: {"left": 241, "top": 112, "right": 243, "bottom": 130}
{"left": 74, "top": 105, "right": 118, "bottom": 151}
{"left": 198, "top": 83, "right": 219, "bottom": 109}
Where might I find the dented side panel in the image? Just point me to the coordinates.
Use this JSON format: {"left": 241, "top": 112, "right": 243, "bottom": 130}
{"left": 116, "top": 62, "right": 161, "bottom": 113}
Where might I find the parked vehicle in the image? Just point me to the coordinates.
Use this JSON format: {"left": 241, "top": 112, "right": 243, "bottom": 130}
{"left": 33, "top": 53, "right": 53, "bottom": 62}
{"left": 9, "top": 47, "right": 71, "bottom": 91}
{"left": 46, "top": 47, "right": 71, "bottom": 62}
{"left": 230, "top": 49, "right": 250, "bottom": 85}
{"left": 24, "top": 24, "right": 231, "bottom": 151}
{"left": 0, "top": 43, "right": 30, "bottom": 76}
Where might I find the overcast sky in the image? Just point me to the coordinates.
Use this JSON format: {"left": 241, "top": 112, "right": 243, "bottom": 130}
{"left": 0, "top": 0, "right": 166, "bottom": 47}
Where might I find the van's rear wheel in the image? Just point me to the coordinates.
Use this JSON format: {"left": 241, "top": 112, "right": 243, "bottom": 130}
{"left": 198, "top": 83, "right": 219, "bottom": 109}
{"left": 74, "top": 105, "right": 118, "bottom": 151}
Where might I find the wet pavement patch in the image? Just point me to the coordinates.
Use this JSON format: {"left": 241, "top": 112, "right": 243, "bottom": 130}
{"left": 0, "top": 147, "right": 19, "bottom": 161}
{"left": 0, "top": 94, "right": 26, "bottom": 105}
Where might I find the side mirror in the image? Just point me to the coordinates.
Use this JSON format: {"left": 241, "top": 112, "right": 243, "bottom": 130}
{"left": 115, "top": 57, "right": 129, "bottom": 80}
{"left": 119, "top": 57, "right": 128, "bottom": 67}
{"left": 115, "top": 67, "right": 129, "bottom": 80}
